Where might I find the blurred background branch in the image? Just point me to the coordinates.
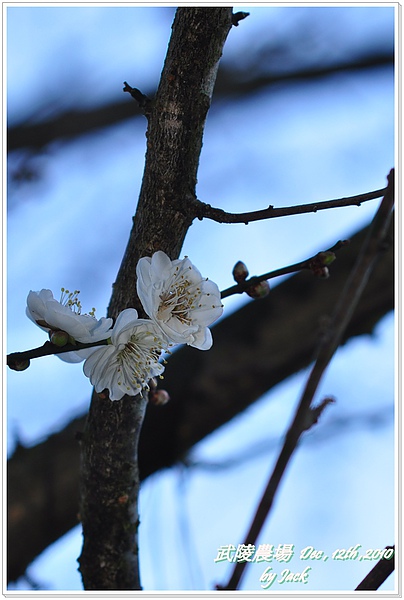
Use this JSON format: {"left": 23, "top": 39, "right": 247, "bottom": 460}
{"left": 8, "top": 50, "right": 393, "bottom": 153}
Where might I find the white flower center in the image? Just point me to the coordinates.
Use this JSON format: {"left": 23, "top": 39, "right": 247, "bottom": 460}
{"left": 116, "top": 331, "right": 164, "bottom": 390}
{"left": 157, "top": 273, "right": 201, "bottom": 325}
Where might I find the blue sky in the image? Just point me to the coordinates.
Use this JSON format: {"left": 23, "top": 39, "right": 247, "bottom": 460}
{"left": 6, "top": 4, "right": 396, "bottom": 593}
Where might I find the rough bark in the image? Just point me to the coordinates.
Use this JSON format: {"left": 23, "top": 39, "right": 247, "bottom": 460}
{"left": 77, "top": 392, "right": 147, "bottom": 590}
{"left": 107, "top": 7, "right": 233, "bottom": 320}
{"left": 7, "top": 219, "right": 393, "bottom": 583}
{"left": 77, "top": 8, "right": 233, "bottom": 590}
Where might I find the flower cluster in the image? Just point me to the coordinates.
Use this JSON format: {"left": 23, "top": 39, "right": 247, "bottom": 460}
{"left": 26, "top": 252, "right": 223, "bottom": 400}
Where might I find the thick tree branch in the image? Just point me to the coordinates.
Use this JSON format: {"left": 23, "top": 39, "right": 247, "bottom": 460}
{"left": 77, "top": 8, "right": 233, "bottom": 590}
{"left": 219, "top": 169, "right": 394, "bottom": 590}
{"left": 77, "top": 391, "right": 147, "bottom": 590}
{"left": 107, "top": 9, "right": 233, "bottom": 320}
{"left": 215, "top": 50, "right": 393, "bottom": 97}
{"left": 7, "top": 218, "right": 394, "bottom": 583}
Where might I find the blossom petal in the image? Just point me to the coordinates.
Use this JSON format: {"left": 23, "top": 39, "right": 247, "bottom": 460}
{"left": 111, "top": 309, "right": 139, "bottom": 344}
{"left": 83, "top": 345, "right": 116, "bottom": 386}
{"left": 150, "top": 251, "right": 173, "bottom": 281}
{"left": 189, "top": 327, "right": 213, "bottom": 350}
{"left": 86, "top": 316, "right": 114, "bottom": 342}
{"left": 26, "top": 289, "right": 54, "bottom": 328}
{"left": 26, "top": 289, "right": 113, "bottom": 346}
{"left": 58, "top": 347, "right": 100, "bottom": 364}
{"left": 136, "top": 259, "right": 155, "bottom": 318}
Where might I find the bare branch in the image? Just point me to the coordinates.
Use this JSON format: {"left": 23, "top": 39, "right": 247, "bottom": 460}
{"left": 219, "top": 169, "right": 394, "bottom": 590}
{"left": 304, "top": 396, "right": 336, "bottom": 431}
{"left": 192, "top": 186, "right": 387, "bottom": 225}
{"left": 231, "top": 11, "right": 249, "bottom": 26}
{"left": 355, "top": 546, "right": 395, "bottom": 590}
{"left": 221, "top": 239, "right": 348, "bottom": 299}
{"left": 122, "top": 81, "right": 152, "bottom": 116}
{"left": 7, "top": 51, "right": 393, "bottom": 154}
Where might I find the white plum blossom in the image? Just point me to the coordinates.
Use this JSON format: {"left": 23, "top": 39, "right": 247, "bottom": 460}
{"left": 136, "top": 251, "right": 223, "bottom": 350}
{"left": 83, "top": 308, "right": 167, "bottom": 401}
{"left": 22, "top": 255, "right": 223, "bottom": 398}
{"left": 26, "top": 288, "right": 113, "bottom": 363}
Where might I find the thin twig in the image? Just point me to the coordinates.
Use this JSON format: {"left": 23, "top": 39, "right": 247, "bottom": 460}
{"left": 123, "top": 81, "right": 152, "bottom": 116}
{"left": 218, "top": 169, "right": 394, "bottom": 591}
{"left": 232, "top": 11, "right": 249, "bottom": 26}
{"left": 7, "top": 339, "right": 108, "bottom": 370}
{"left": 220, "top": 239, "right": 348, "bottom": 299}
{"left": 192, "top": 186, "right": 387, "bottom": 225}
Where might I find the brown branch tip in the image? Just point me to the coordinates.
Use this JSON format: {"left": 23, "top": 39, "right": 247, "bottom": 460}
{"left": 232, "top": 11, "right": 250, "bottom": 26}
{"left": 123, "top": 81, "right": 151, "bottom": 112}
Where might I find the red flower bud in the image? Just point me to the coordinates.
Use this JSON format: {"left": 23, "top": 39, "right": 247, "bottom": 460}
{"left": 149, "top": 389, "right": 170, "bottom": 406}
{"left": 246, "top": 280, "right": 270, "bottom": 299}
{"left": 11, "top": 358, "right": 30, "bottom": 371}
{"left": 232, "top": 261, "right": 249, "bottom": 283}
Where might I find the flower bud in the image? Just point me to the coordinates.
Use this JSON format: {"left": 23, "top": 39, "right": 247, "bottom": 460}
{"left": 149, "top": 389, "right": 170, "bottom": 406}
{"left": 311, "top": 266, "right": 330, "bottom": 279}
{"left": 309, "top": 251, "right": 335, "bottom": 274}
{"left": 232, "top": 261, "right": 249, "bottom": 283}
{"left": 246, "top": 280, "right": 270, "bottom": 299}
{"left": 315, "top": 251, "right": 336, "bottom": 266}
{"left": 50, "top": 330, "right": 70, "bottom": 347}
{"left": 11, "top": 358, "right": 30, "bottom": 371}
